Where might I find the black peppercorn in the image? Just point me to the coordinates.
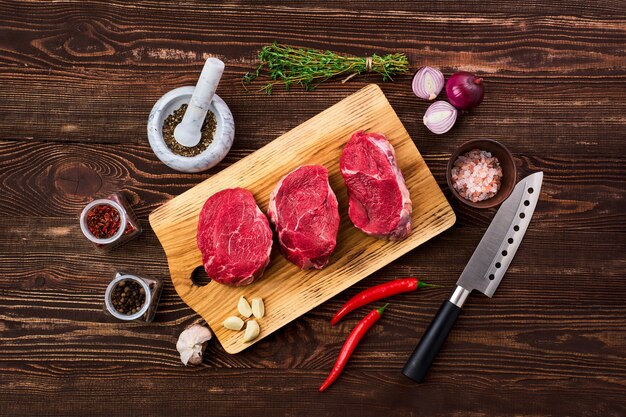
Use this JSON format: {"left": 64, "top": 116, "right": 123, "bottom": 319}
{"left": 110, "top": 279, "right": 146, "bottom": 315}
{"left": 163, "top": 104, "right": 216, "bottom": 157}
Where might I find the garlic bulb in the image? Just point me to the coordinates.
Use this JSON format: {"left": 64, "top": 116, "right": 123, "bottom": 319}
{"left": 176, "top": 324, "right": 212, "bottom": 366}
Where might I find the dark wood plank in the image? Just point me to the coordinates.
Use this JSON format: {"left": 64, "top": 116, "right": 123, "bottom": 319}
{"left": 0, "top": 1, "right": 624, "bottom": 150}
{"left": 1, "top": 218, "right": 624, "bottom": 414}
{"left": 1, "top": 218, "right": 624, "bottom": 363}
{"left": 0, "top": 141, "right": 624, "bottom": 231}
{"left": 1, "top": 0, "right": 625, "bottom": 416}
{"left": 1, "top": 369, "right": 625, "bottom": 417}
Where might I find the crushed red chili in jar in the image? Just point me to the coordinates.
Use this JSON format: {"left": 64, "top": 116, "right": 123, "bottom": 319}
{"left": 86, "top": 204, "right": 135, "bottom": 238}
{"left": 80, "top": 193, "right": 142, "bottom": 250}
{"left": 86, "top": 204, "right": 121, "bottom": 238}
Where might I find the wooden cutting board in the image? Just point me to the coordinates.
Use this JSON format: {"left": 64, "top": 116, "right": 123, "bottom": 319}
{"left": 149, "top": 84, "right": 456, "bottom": 354}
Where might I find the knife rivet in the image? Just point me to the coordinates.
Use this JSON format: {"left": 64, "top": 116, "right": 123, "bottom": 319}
{"left": 508, "top": 238, "right": 514, "bottom": 244}
{"left": 528, "top": 188, "right": 534, "bottom": 193}
{"left": 489, "top": 274, "right": 495, "bottom": 280}
{"left": 495, "top": 262, "right": 501, "bottom": 268}
{"left": 524, "top": 200, "right": 530, "bottom": 206}
{"left": 513, "top": 226, "right": 519, "bottom": 232}
{"left": 519, "top": 213, "right": 525, "bottom": 219}
{"left": 502, "top": 250, "right": 508, "bottom": 256}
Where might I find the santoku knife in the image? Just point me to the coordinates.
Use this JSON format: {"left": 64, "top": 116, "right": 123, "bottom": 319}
{"left": 402, "top": 172, "right": 544, "bottom": 383}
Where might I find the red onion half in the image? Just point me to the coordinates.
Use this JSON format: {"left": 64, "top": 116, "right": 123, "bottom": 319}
{"left": 412, "top": 66, "right": 444, "bottom": 100}
{"left": 423, "top": 101, "right": 458, "bottom": 134}
{"left": 446, "top": 71, "right": 484, "bottom": 110}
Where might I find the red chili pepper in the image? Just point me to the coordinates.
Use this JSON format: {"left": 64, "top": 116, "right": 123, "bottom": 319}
{"left": 331, "top": 278, "right": 438, "bottom": 325}
{"left": 320, "top": 304, "right": 388, "bottom": 392}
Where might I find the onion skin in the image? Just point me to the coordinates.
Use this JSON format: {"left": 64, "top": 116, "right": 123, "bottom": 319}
{"left": 412, "top": 66, "right": 444, "bottom": 100}
{"left": 423, "top": 101, "right": 458, "bottom": 134}
{"left": 446, "top": 71, "right": 484, "bottom": 110}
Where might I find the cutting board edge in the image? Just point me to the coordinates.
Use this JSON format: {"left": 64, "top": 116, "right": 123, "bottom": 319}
{"left": 220, "top": 209, "right": 457, "bottom": 354}
{"left": 147, "top": 84, "right": 383, "bottom": 228}
{"left": 148, "top": 83, "right": 458, "bottom": 354}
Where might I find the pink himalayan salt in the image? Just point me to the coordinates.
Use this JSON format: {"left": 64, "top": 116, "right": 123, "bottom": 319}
{"left": 451, "top": 149, "right": 502, "bottom": 203}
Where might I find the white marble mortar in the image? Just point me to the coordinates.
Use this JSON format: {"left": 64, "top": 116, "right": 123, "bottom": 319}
{"left": 147, "top": 86, "right": 235, "bottom": 173}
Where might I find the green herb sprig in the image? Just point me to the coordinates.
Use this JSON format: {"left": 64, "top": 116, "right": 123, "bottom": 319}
{"left": 243, "top": 43, "right": 410, "bottom": 94}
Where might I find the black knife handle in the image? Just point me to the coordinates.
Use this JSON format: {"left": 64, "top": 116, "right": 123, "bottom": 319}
{"left": 402, "top": 300, "right": 461, "bottom": 383}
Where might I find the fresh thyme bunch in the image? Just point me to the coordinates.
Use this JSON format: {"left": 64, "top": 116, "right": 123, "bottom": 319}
{"left": 243, "top": 43, "right": 410, "bottom": 94}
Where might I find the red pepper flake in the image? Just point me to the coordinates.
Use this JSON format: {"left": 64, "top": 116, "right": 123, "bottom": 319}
{"left": 86, "top": 204, "right": 122, "bottom": 239}
{"left": 124, "top": 221, "right": 135, "bottom": 235}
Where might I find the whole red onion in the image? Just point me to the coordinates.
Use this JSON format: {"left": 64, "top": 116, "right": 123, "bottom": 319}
{"left": 446, "top": 71, "right": 484, "bottom": 110}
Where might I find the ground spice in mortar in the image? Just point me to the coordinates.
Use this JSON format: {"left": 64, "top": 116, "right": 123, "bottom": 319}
{"left": 163, "top": 104, "right": 217, "bottom": 157}
{"left": 111, "top": 279, "right": 146, "bottom": 315}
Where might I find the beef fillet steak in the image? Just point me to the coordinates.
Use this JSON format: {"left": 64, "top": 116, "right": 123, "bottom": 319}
{"left": 340, "top": 131, "right": 412, "bottom": 240}
{"left": 268, "top": 165, "right": 340, "bottom": 269}
{"left": 197, "top": 188, "right": 273, "bottom": 286}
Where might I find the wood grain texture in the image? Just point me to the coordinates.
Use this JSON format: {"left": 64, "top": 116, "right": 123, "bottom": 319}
{"left": 0, "top": 0, "right": 625, "bottom": 416}
{"left": 150, "top": 85, "right": 455, "bottom": 353}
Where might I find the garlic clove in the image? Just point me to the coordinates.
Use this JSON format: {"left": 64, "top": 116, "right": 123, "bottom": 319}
{"left": 251, "top": 297, "right": 265, "bottom": 318}
{"left": 223, "top": 316, "right": 245, "bottom": 331}
{"left": 242, "top": 319, "right": 260, "bottom": 343}
{"left": 176, "top": 324, "right": 212, "bottom": 366}
{"left": 237, "top": 296, "right": 253, "bottom": 318}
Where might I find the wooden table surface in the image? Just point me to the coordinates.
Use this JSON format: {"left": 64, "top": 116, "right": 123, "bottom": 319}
{"left": 1, "top": 1, "right": 624, "bottom": 416}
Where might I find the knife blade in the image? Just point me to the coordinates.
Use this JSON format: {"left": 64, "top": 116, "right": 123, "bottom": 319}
{"left": 402, "top": 172, "right": 543, "bottom": 383}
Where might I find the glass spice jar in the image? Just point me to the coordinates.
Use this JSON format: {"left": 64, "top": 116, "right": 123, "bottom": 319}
{"left": 104, "top": 273, "right": 163, "bottom": 323}
{"left": 79, "top": 193, "right": 142, "bottom": 250}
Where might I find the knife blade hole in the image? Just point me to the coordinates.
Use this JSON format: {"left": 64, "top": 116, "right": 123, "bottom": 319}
{"left": 495, "top": 262, "right": 501, "bottom": 268}
{"left": 514, "top": 226, "right": 520, "bottom": 232}
{"left": 524, "top": 200, "right": 530, "bottom": 206}
{"left": 519, "top": 212, "right": 525, "bottom": 219}
{"left": 489, "top": 274, "right": 495, "bottom": 280}
{"left": 528, "top": 187, "right": 534, "bottom": 193}
{"left": 502, "top": 250, "right": 508, "bottom": 256}
{"left": 192, "top": 266, "right": 212, "bottom": 287}
{"left": 508, "top": 238, "right": 514, "bottom": 244}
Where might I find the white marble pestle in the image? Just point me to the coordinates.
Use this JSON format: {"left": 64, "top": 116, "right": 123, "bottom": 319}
{"left": 174, "top": 58, "right": 225, "bottom": 147}
{"left": 147, "top": 57, "right": 235, "bottom": 173}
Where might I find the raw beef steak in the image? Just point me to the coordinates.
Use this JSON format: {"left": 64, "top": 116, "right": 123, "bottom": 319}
{"left": 268, "top": 165, "right": 340, "bottom": 270}
{"left": 197, "top": 188, "right": 273, "bottom": 286}
{"left": 340, "top": 131, "right": 412, "bottom": 240}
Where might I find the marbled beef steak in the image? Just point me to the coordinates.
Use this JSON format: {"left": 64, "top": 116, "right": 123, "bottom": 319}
{"left": 268, "top": 165, "right": 340, "bottom": 269}
{"left": 197, "top": 188, "right": 272, "bottom": 286}
{"left": 340, "top": 131, "right": 412, "bottom": 240}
